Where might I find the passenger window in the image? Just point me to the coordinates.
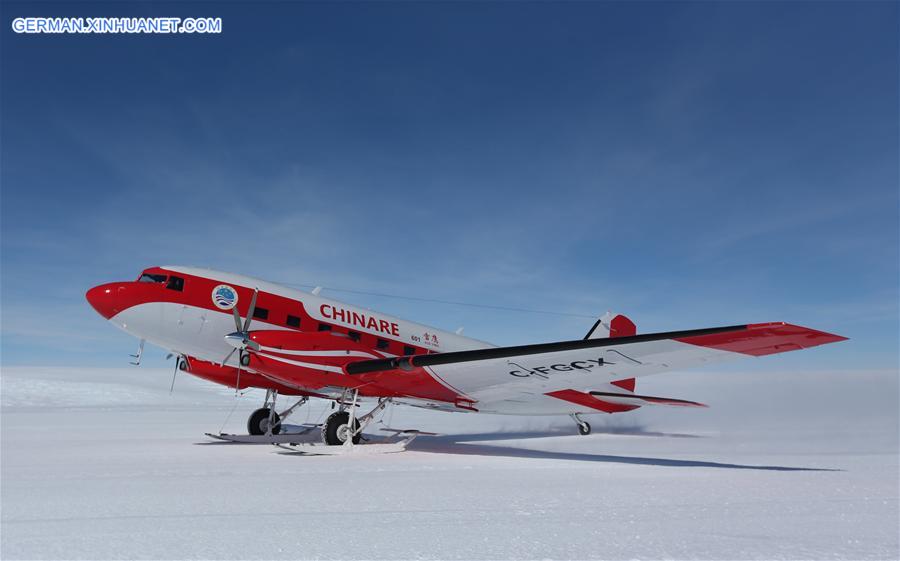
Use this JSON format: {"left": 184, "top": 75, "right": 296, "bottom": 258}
{"left": 403, "top": 345, "right": 416, "bottom": 356}
{"left": 138, "top": 273, "right": 167, "bottom": 284}
{"left": 166, "top": 276, "right": 184, "bottom": 291}
{"left": 376, "top": 339, "right": 390, "bottom": 350}
{"left": 347, "top": 331, "right": 360, "bottom": 342}
{"left": 253, "top": 307, "right": 269, "bottom": 320}
{"left": 318, "top": 323, "right": 332, "bottom": 332}
{"left": 286, "top": 315, "right": 301, "bottom": 328}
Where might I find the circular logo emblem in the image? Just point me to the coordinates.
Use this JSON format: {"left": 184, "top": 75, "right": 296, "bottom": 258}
{"left": 211, "top": 284, "right": 238, "bottom": 310}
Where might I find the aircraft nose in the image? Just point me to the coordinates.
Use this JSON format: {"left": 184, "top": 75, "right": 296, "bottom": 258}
{"left": 85, "top": 283, "right": 120, "bottom": 319}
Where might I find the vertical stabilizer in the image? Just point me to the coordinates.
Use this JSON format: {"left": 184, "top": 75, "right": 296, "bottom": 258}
{"left": 584, "top": 312, "right": 637, "bottom": 339}
{"left": 585, "top": 312, "right": 637, "bottom": 392}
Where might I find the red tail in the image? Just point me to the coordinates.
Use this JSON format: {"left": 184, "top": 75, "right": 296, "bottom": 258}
{"left": 585, "top": 312, "right": 637, "bottom": 392}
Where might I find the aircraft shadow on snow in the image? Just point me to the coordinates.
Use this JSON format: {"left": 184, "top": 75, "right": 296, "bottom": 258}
{"left": 406, "top": 428, "right": 843, "bottom": 472}
{"left": 198, "top": 424, "right": 841, "bottom": 471}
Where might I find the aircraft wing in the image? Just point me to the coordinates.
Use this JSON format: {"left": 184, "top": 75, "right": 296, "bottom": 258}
{"left": 345, "top": 322, "right": 846, "bottom": 411}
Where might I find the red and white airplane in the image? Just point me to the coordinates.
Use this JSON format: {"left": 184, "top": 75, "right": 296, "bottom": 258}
{"left": 86, "top": 266, "right": 847, "bottom": 447}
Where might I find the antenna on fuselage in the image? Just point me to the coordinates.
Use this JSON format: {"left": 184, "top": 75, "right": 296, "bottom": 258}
{"left": 311, "top": 286, "right": 322, "bottom": 296}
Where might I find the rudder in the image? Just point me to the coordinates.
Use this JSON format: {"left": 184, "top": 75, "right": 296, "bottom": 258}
{"left": 584, "top": 312, "right": 637, "bottom": 392}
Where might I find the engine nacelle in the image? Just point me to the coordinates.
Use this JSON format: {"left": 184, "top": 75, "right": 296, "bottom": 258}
{"left": 182, "top": 356, "right": 312, "bottom": 396}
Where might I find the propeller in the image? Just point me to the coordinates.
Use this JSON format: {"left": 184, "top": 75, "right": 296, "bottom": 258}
{"left": 222, "top": 287, "right": 260, "bottom": 394}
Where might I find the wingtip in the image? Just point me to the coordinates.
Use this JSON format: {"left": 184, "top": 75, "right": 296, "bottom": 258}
{"left": 796, "top": 324, "right": 849, "bottom": 346}
{"left": 679, "top": 322, "right": 849, "bottom": 356}
{"left": 748, "top": 322, "right": 848, "bottom": 344}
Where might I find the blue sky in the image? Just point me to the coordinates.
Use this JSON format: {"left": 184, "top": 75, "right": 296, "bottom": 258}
{"left": 1, "top": 2, "right": 897, "bottom": 372}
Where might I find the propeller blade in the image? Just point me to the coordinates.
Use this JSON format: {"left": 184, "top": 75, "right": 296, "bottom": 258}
{"left": 235, "top": 360, "right": 242, "bottom": 396}
{"left": 222, "top": 347, "right": 236, "bottom": 367}
{"left": 169, "top": 355, "right": 180, "bottom": 394}
{"left": 232, "top": 306, "right": 242, "bottom": 332}
{"left": 242, "top": 288, "right": 258, "bottom": 332}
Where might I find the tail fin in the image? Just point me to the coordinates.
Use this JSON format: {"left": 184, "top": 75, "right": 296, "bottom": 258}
{"left": 584, "top": 311, "right": 637, "bottom": 340}
{"left": 585, "top": 312, "right": 637, "bottom": 392}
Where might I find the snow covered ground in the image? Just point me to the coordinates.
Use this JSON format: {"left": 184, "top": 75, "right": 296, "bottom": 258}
{"left": 2, "top": 365, "right": 897, "bottom": 560}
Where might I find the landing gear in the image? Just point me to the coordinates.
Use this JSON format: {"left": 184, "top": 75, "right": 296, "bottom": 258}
{"left": 571, "top": 413, "right": 591, "bottom": 435}
{"left": 276, "top": 395, "right": 409, "bottom": 454}
{"left": 244, "top": 389, "right": 308, "bottom": 436}
{"left": 321, "top": 392, "right": 392, "bottom": 446}
{"left": 207, "top": 389, "right": 313, "bottom": 443}
{"left": 322, "top": 411, "right": 361, "bottom": 445}
{"left": 248, "top": 408, "right": 281, "bottom": 435}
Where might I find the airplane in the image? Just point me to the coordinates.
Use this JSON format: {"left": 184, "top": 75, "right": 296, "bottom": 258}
{"left": 86, "top": 266, "right": 847, "bottom": 449}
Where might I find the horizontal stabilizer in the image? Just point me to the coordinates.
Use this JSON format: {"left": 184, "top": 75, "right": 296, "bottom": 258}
{"left": 588, "top": 391, "right": 707, "bottom": 408}
{"left": 545, "top": 389, "right": 640, "bottom": 413}
{"left": 546, "top": 388, "right": 706, "bottom": 413}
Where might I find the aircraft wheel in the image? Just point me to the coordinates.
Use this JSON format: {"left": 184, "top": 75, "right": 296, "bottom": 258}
{"left": 240, "top": 352, "right": 251, "bottom": 367}
{"left": 248, "top": 408, "right": 281, "bottom": 435}
{"left": 323, "top": 411, "right": 361, "bottom": 445}
{"left": 577, "top": 421, "right": 591, "bottom": 436}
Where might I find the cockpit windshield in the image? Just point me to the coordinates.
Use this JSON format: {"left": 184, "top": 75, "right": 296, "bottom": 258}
{"left": 138, "top": 273, "right": 167, "bottom": 284}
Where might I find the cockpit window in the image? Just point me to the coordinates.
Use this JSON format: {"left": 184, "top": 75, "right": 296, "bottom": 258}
{"left": 138, "top": 273, "right": 167, "bottom": 284}
{"left": 166, "top": 276, "right": 185, "bottom": 291}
